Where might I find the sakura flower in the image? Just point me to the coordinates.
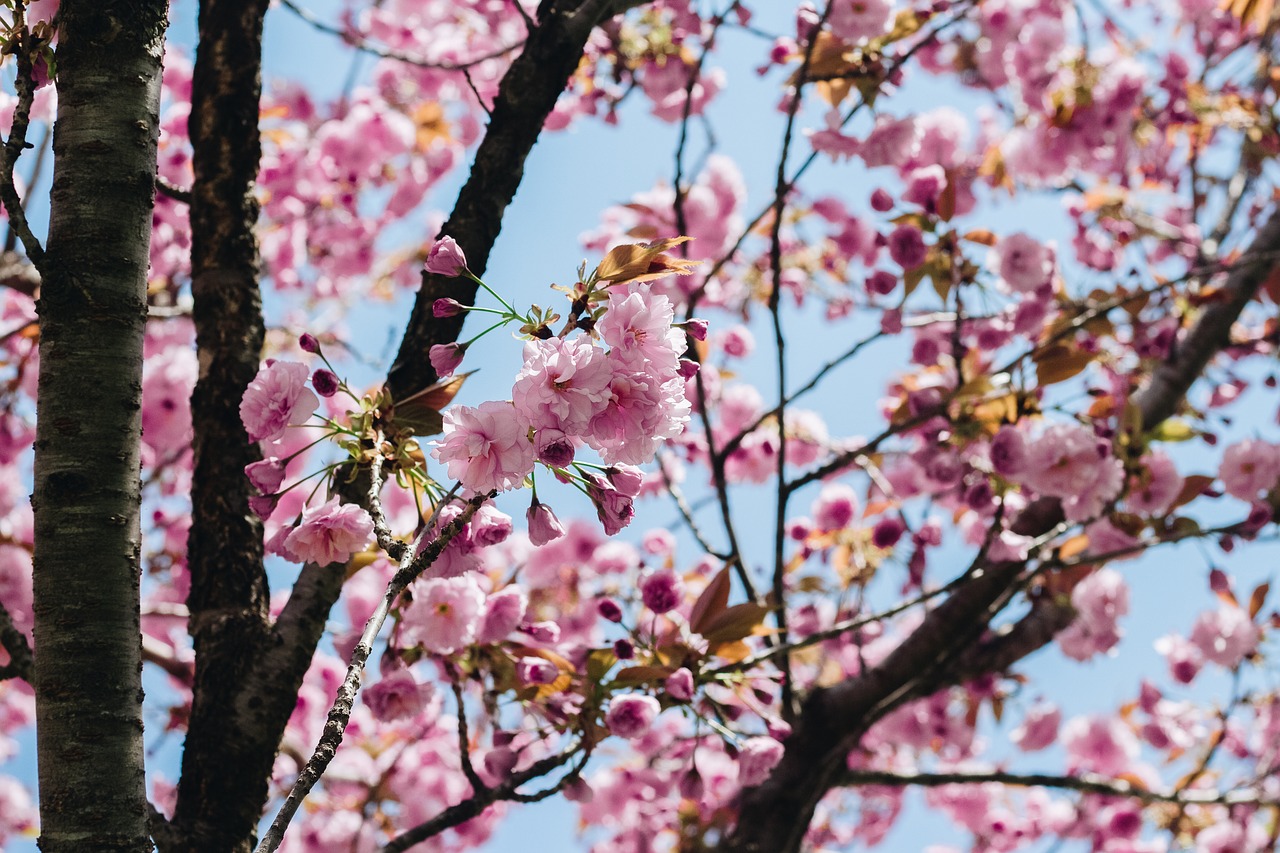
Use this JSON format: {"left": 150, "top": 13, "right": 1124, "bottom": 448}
{"left": 1189, "top": 606, "right": 1259, "bottom": 668}
{"left": 737, "top": 737, "right": 785, "bottom": 787}
{"left": 606, "top": 694, "right": 659, "bottom": 739}
{"left": 424, "top": 236, "right": 468, "bottom": 276}
{"left": 1056, "top": 568, "right": 1129, "bottom": 661}
{"left": 829, "top": 0, "right": 892, "bottom": 43}
{"left": 517, "top": 656, "right": 560, "bottom": 686}
{"left": 1011, "top": 700, "right": 1060, "bottom": 751}
{"left": 364, "top": 670, "right": 432, "bottom": 722}
{"left": 1219, "top": 439, "right": 1280, "bottom": 501}
{"left": 433, "top": 401, "right": 535, "bottom": 493}
{"left": 429, "top": 342, "right": 466, "bottom": 378}
{"left": 281, "top": 497, "right": 374, "bottom": 565}
{"left": 403, "top": 575, "right": 486, "bottom": 655}
{"left": 512, "top": 336, "right": 612, "bottom": 434}
{"left": 812, "top": 482, "right": 858, "bottom": 531}
{"left": 239, "top": 360, "right": 319, "bottom": 443}
{"left": 244, "top": 457, "right": 285, "bottom": 495}
{"left": 1019, "top": 424, "right": 1123, "bottom": 521}
{"left": 526, "top": 499, "right": 566, "bottom": 546}
{"left": 1062, "top": 715, "right": 1139, "bottom": 776}
{"left": 478, "top": 587, "right": 527, "bottom": 643}
{"left": 665, "top": 668, "right": 695, "bottom": 702}
{"left": 640, "top": 569, "right": 682, "bottom": 613}
{"left": 992, "top": 232, "right": 1053, "bottom": 292}
{"left": 597, "top": 284, "right": 684, "bottom": 373}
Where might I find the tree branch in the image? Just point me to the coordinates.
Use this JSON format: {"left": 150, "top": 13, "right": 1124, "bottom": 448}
{"left": 170, "top": 2, "right": 275, "bottom": 851}
{"left": 0, "top": 598, "right": 32, "bottom": 683}
{"left": 719, "top": 203, "right": 1280, "bottom": 853}
{"left": 840, "top": 768, "right": 1276, "bottom": 807}
{"left": 386, "top": 0, "right": 654, "bottom": 401}
{"left": 257, "top": 492, "right": 492, "bottom": 853}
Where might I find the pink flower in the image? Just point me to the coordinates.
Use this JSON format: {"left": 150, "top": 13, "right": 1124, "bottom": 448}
{"left": 1011, "top": 700, "right": 1060, "bottom": 751}
{"left": 282, "top": 497, "right": 374, "bottom": 565}
{"left": 526, "top": 499, "right": 566, "bottom": 546}
{"left": 888, "top": 224, "right": 927, "bottom": 269}
{"left": 1020, "top": 424, "right": 1123, "bottom": 522}
{"left": 992, "top": 232, "right": 1052, "bottom": 293}
{"left": 1219, "top": 439, "right": 1280, "bottom": 501}
{"left": 1155, "top": 633, "right": 1203, "bottom": 684}
{"left": 1189, "top": 606, "right": 1259, "bottom": 668}
{"left": 1056, "top": 568, "right": 1129, "bottom": 661}
{"left": 737, "top": 737, "right": 785, "bottom": 787}
{"left": 425, "top": 236, "right": 468, "bottom": 276}
{"left": 433, "top": 401, "right": 535, "bottom": 493}
{"left": 585, "top": 366, "right": 690, "bottom": 466}
{"left": 598, "top": 285, "right": 684, "bottom": 373}
{"left": 403, "top": 575, "right": 485, "bottom": 655}
{"left": 470, "top": 504, "right": 513, "bottom": 548}
{"left": 989, "top": 426, "right": 1028, "bottom": 477}
{"left": 239, "top": 360, "right": 319, "bottom": 443}
{"left": 665, "top": 668, "right": 695, "bottom": 702}
{"left": 311, "top": 368, "right": 340, "bottom": 398}
{"left": 829, "top": 0, "right": 892, "bottom": 42}
{"left": 534, "top": 428, "right": 575, "bottom": 468}
{"left": 478, "top": 587, "right": 527, "bottom": 643}
{"left": 512, "top": 337, "right": 612, "bottom": 434}
{"left": 244, "top": 457, "right": 285, "bottom": 494}
{"left": 1062, "top": 715, "right": 1138, "bottom": 776}
{"left": 364, "top": 670, "right": 432, "bottom": 722}
{"left": 1127, "top": 450, "right": 1183, "bottom": 515}
{"left": 606, "top": 694, "right": 659, "bottom": 739}
{"left": 812, "top": 482, "right": 858, "bottom": 531}
{"left": 433, "top": 298, "right": 465, "bottom": 318}
{"left": 429, "top": 342, "right": 466, "bottom": 378}
{"left": 517, "top": 657, "right": 559, "bottom": 685}
{"left": 640, "top": 569, "right": 682, "bottom": 613}
{"left": 588, "top": 478, "right": 635, "bottom": 535}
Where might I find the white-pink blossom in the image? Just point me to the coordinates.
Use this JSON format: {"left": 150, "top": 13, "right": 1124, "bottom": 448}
{"left": 281, "top": 497, "right": 373, "bottom": 565}
{"left": 239, "top": 360, "right": 319, "bottom": 443}
{"left": 433, "top": 401, "right": 535, "bottom": 493}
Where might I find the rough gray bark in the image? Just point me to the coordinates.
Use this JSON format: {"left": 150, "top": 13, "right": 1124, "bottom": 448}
{"left": 30, "top": 3, "right": 168, "bottom": 852}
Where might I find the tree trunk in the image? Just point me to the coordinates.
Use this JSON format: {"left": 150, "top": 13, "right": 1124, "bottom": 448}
{"left": 30, "top": 3, "right": 168, "bottom": 852}
{"left": 170, "top": 1, "right": 274, "bottom": 850}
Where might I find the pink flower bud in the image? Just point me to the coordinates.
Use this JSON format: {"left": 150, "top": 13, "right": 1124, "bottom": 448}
{"left": 517, "top": 656, "right": 559, "bottom": 685}
{"left": 665, "top": 667, "right": 695, "bottom": 702}
{"left": 433, "top": 298, "right": 466, "bottom": 318}
{"left": 686, "top": 318, "right": 709, "bottom": 341}
{"left": 298, "top": 333, "right": 320, "bottom": 353}
{"left": 870, "top": 187, "right": 894, "bottom": 212}
{"left": 678, "top": 359, "right": 701, "bottom": 378}
{"left": 425, "top": 236, "right": 468, "bottom": 276}
{"left": 641, "top": 569, "right": 682, "bottom": 614}
{"left": 597, "top": 598, "right": 623, "bottom": 623}
{"left": 526, "top": 499, "right": 566, "bottom": 546}
{"left": 429, "top": 342, "right": 466, "bottom": 378}
{"left": 311, "top": 368, "right": 340, "bottom": 398}
{"left": 244, "top": 457, "right": 286, "bottom": 494}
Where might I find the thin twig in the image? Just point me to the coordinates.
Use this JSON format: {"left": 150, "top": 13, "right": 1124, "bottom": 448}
{"left": 255, "top": 490, "right": 493, "bottom": 853}
{"left": 0, "top": 599, "right": 32, "bottom": 682}
{"left": 840, "top": 768, "right": 1277, "bottom": 807}
{"left": 277, "top": 0, "right": 525, "bottom": 71}
{"left": 0, "top": 2, "right": 45, "bottom": 269}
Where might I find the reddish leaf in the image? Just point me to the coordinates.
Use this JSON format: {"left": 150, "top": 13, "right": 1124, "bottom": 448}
{"left": 690, "top": 567, "right": 731, "bottom": 637}
{"left": 700, "top": 603, "right": 772, "bottom": 644}
{"left": 1249, "top": 582, "right": 1270, "bottom": 619}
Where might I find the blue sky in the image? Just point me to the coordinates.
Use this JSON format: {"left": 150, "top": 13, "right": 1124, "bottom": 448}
{"left": 6, "top": 1, "right": 1279, "bottom": 851}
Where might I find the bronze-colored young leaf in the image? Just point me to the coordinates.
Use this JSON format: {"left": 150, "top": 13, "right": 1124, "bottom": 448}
{"left": 689, "top": 567, "right": 731, "bottom": 636}
{"left": 390, "top": 371, "right": 473, "bottom": 436}
{"left": 700, "top": 602, "right": 772, "bottom": 644}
